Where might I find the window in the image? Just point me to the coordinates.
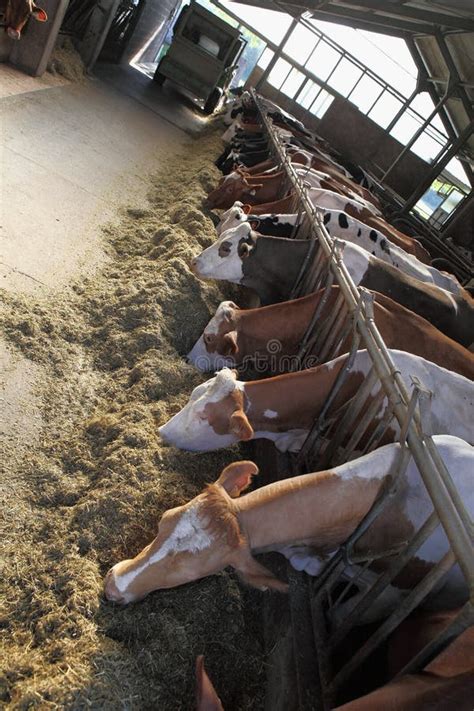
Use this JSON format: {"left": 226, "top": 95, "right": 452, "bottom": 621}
{"left": 327, "top": 57, "right": 363, "bottom": 97}
{"left": 283, "top": 24, "right": 318, "bottom": 65}
{"left": 280, "top": 67, "right": 305, "bottom": 98}
{"left": 257, "top": 47, "right": 274, "bottom": 70}
{"left": 410, "top": 130, "right": 445, "bottom": 162}
{"left": 347, "top": 74, "right": 383, "bottom": 113}
{"left": 297, "top": 79, "right": 322, "bottom": 110}
{"left": 220, "top": 1, "right": 292, "bottom": 44}
{"left": 310, "top": 89, "right": 334, "bottom": 119}
{"left": 305, "top": 40, "right": 340, "bottom": 81}
{"left": 389, "top": 110, "right": 420, "bottom": 144}
{"left": 368, "top": 90, "right": 403, "bottom": 128}
{"left": 267, "top": 58, "right": 292, "bottom": 89}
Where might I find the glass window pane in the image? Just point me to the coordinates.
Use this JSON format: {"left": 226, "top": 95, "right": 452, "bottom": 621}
{"left": 389, "top": 110, "right": 420, "bottom": 144}
{"left": 220, "top": 2, "right": 292, "bottom": 44}
{"left": 298, "top": 79, "right": 322, "bottom": 110}
{"left": 305, "top": 40, "right": 340, "bottom": 81}
{"left": 327, "top": 57, "right": 362, "bottom": 97}
{"left": 257, "top": 47, "right": 274, "bottom": 70}
{"left": 411, "top": 131, "right": 445, "bottom": 162}
{"left": 347, "top": 74, "right": 383, "bottom": 113}
{"left": 283, "top": 24, "right": 318, "bottom": 65}
{"left": 310, "top": 89, "right": 334, "bottom": 119}
{"left": 368, "top": 90, "right": 403, "bottom": 128}
{"left": 267, "top": 58, "right": 292, "bottom": 89}
{"left": 280, "top": 67, "right": 305, "bottom": 99}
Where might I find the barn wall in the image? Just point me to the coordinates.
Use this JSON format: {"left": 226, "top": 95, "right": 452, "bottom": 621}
{"left": 122, "top": 0, "right": 181, "bottom": 64}
{"left": 247, "top": 67, "right": 432, "bottom": 201}
{"left": 6, "top": 0, "right": 69, "bottom": 76}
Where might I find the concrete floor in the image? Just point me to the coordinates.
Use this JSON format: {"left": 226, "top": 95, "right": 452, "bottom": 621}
{"left": 0, "top": 60, "right": 204, "bottom": 465}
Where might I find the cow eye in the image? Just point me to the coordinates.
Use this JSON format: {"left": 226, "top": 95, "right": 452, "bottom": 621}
{"left": 204, "top": 333, "right": 212, "bottom": 344}
{"left": 220, "top": 242, "right": 231, "bottom": 255}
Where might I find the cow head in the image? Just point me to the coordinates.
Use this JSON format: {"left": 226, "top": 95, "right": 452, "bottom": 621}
{"left": 104, "top": 460, "right": 287, "bottom": 603}
{"left": 158, "top": 368, "right": 254, "bottom": 451}
{"left": 3, "top": 1, "right": 47, "bottom": 40}
{"left": 216, "top": 202, "right": 251, "bottom": 235}
{"left": 205, "top": 174, "right": 262, "bottom": 210}
{"left": 187, "top": 301, "right": 240, "bottom": 371}
{"left": 191, "top": 223, "right": 257, "bottom": 283}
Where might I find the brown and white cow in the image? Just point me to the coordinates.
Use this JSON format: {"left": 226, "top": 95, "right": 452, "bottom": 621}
{"left": 190, "top": 226, "right": 474, "bottom": 347}
{"left": 158, "top": 352, "right": 474, "bottom": 453}
{"left": 187, "top": 288, "right": 474, "bottom": 380}
{"left": 104, "top": 436, "right": 473, "bottom": 610}
{"left": 335, "top": 610, "right": 474, "bottom": 711}
{"left": 0, "top": 0, "right": 47, "bottom": 39}
{"left": 214, "top": 206, "right": 460, "bottom": 294}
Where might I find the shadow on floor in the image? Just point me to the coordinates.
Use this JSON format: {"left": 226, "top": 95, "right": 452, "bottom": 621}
{"left": 94, "top": 62, "right": 209, "bottom": 136}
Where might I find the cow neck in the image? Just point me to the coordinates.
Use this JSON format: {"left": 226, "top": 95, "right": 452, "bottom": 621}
{"left": 235, "top": 468, "right": 385, "bottom": 553}
{"left": 237, "top": 290, "right": 332, "bottom": 353}
{"left": 242, "top": 236, "right": 312, "bottom": 303}
{"left": 241, "top": 359, "right": 351, "bottom": 431}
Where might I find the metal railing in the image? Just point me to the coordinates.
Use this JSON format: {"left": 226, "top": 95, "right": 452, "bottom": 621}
{"left": 251, "top": 87, "right": 474, "bottom": 709}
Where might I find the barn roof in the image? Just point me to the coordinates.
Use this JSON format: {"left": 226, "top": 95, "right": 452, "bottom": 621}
{"left": 233, "top": 0, "right": 474, "bottom": 185}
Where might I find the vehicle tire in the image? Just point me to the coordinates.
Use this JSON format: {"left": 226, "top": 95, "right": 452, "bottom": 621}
{"left": 203, "top": 88, "right": 222, "bottom": 115}
{"left": 154, "top": 71, "right": 165, "bottom": 86}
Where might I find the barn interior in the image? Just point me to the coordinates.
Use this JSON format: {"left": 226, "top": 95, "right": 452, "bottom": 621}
{"left": 1, "top": 1, "right": 473, "bottom": 709}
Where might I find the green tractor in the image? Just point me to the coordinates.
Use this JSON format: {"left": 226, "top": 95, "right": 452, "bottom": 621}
{"left": 154, "top": 1, "right": 246, "bottom": 114}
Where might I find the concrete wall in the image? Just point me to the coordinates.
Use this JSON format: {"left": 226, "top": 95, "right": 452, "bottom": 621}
{"left": 76, "top": 0, "right": 121, "bottom": 70}
{"left": 122, "top": 0, "right": 181, "bottom": 64}
{"left": 248, "top": 67, "right": 433, "bottom": 201}
{"left": 6, "top": 0, "right": 68, "bottom": 76}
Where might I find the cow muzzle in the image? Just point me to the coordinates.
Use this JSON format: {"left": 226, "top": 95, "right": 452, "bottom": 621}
{"left": 7, "top": 27, "right": 21, "bottom": 40}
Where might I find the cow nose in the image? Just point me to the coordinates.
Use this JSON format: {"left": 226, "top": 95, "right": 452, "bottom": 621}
{"left": 190, "top": 257, "right": 199, "bottom": 274}
{"left": 7, "top": 28, "right": 21, "bottom": 40}
{"left": 104, "top": 568, "right": 125, "bottom": 604}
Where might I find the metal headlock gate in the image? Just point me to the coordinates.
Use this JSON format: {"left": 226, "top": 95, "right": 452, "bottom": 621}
{"left": 250, "top": 88, "right": 474, "bottom": 710}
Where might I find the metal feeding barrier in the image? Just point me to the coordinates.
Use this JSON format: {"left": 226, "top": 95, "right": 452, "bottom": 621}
{"left": 250, "top": 88, "right": 474, "bottom": 710}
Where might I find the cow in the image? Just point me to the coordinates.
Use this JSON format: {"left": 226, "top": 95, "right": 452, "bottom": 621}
{"left": 205, "top": 169, "right": 380, "bottom": 214}
{"left": 213, "top": 207, "right": 460, "bottom": 294}
{"left": 335, "top": 610, "right": 474, "bottom": 710}
{"left": 187, "top": 288, "right": 474, "bottom": 380}
{"left": 196, "top": 612, "right": 474, "bottom": 711}
{"left": 104, "top": 436, "right": 473, "bottom": 612}
{"left": 0, "top": 0, "right": 47, "bottom": 39}
{"left": 158, "top": 352, "right": 474, "bottom": 453}
{"left": 190, "top": 226, "right": 474, "bottom": 347}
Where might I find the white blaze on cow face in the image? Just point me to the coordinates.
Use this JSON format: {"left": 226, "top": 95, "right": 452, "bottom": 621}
{"left": 105, "top": 501, "right": 227, "bottom": 603}
{"left": 216, "top": 203, "right": 247, "bottom": 235}
{"left": 188, "top": 301, "right": 239, "bottom": 371}
{"left": 191, "top": 223, "right": 254, "bottom": 283}
{"left": 158, "top": 369, "right": 246, "bottom": 451}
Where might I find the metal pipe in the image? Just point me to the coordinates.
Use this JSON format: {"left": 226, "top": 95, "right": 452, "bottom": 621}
{"left": 330, "top": 551, "right": 456, "bottom": 691}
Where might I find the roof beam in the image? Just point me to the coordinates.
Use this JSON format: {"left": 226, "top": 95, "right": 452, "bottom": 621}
{"left": 333, "top": 0, "right": 474, "bottom": 32}
{"left": 435, "top": 31, "right": 474, "bottom": 122}
{"left": 302, "top": 3, "right": 436, "bottom": 35}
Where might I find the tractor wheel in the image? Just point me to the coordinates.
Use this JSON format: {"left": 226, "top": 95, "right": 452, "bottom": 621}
{"left": 203, "top": 88, "right": 222, "bottom": 115}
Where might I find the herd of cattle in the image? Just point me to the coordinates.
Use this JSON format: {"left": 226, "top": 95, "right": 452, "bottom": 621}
{"left": 104, "top": 92, "right": 474, "bottom": 708}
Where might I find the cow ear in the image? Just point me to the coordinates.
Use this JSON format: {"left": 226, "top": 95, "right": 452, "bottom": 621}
{"left": 196, "top": 656, "right": 223, "bottom": 711}
{"left": 222, "top": 331, "right": 238, "bottom": 356}
{"left": 242, "top": 204, "right": 252, "bottom": 214}
{"left": 217, "top": 460, "right": 258, "bottom": 497}
{"left": 229, "top": 411, "right": 254, "bottom": 441}
{"left": 233, "top": 551, "right": 289, "bottom": 592}
{"left": 249, "top": 219, "right": 260, "bottom": 230}
{"left": 238, "top": 242, "right": 254, "bottom": 259}
{"left": 33, "top": 6, "right": 48, "bottom": 21}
